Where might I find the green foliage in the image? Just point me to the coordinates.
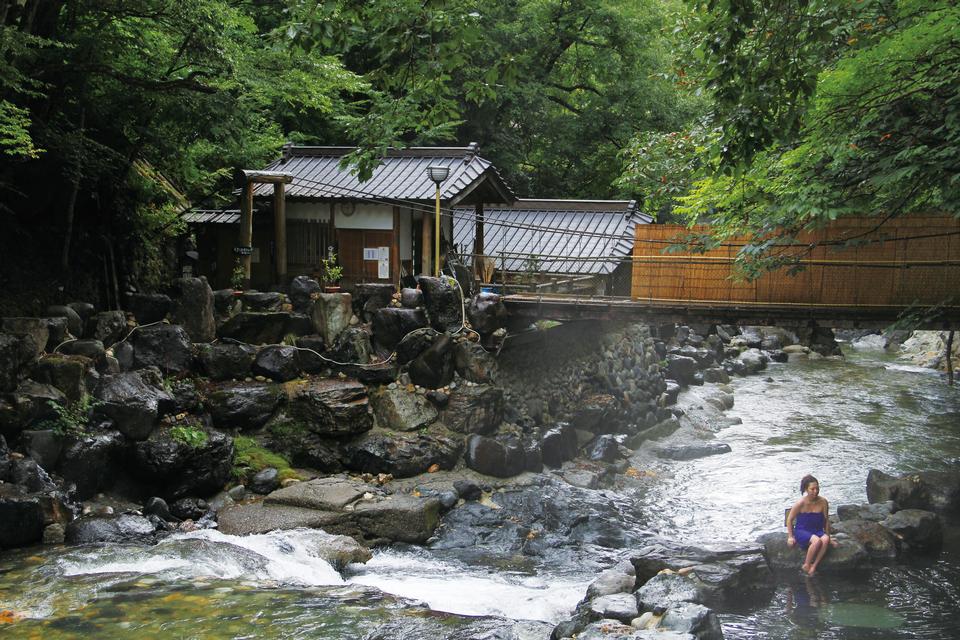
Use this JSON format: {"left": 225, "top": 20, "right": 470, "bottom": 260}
{"left": 170, "top": 424, "right": 208, "bottom": 449}
{"left": 37, "top": 395, "right": 98, "bottom": 437}
{"left": 319, "top": 252, "right": 343, "bottom": 286}
{"left": 232, "top": 435, "right": 300, "bottom": 483}
{"left": 231, "top": 259, "right": 245, "bottom": 290}
{"left": 267, "top": 419, "right": 311, "bottom": 453}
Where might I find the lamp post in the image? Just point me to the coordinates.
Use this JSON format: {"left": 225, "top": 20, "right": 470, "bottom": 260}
{"left": 426, "top": 165, "right": 449, "bottom": 277}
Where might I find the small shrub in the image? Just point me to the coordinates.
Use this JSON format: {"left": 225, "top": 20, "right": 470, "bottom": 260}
{"left": 37, "top": 395, "right": 98, "bottom": 436}
{"left": 170, "top": 424, "right": 208, "bottom": 448}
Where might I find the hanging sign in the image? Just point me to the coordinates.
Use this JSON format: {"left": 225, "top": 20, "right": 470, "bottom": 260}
{"left": 233, "top": 246, "right": 253, "bottom": 256}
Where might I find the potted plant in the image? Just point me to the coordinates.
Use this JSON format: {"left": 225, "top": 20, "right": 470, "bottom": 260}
{"left": 320, "top": 252, "right": 344, "bottom": 293}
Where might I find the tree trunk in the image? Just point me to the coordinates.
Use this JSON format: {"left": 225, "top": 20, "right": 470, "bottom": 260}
{"left": 61, "top": 108, "right": 85, "bottom": 271}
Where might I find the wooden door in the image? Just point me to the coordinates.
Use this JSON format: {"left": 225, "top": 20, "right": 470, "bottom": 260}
{"left": 336, "top": 229, "right": 395, "bottom": 285}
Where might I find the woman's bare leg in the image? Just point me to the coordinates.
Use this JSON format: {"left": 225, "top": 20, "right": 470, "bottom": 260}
{"left": 809, "top": 535, "right": 830, "bottom": 574}
{"left": 802, "top": 538, "right": 821, "bottom": 574}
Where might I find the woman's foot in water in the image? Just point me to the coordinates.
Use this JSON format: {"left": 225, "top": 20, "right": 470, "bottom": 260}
{"left": 801, "top": 563, "right": 812, "bottom": 576}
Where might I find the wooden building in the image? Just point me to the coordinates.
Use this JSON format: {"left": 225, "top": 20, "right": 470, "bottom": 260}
{"left": 186, "top": 143, "right": 514, "bottom": 290}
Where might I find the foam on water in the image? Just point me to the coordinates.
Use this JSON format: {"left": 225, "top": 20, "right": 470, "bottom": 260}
{"left": 347, "top": 549, "right": 589, "bottom": 623}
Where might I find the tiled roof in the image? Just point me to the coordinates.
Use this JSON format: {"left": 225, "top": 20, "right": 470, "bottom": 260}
{"left": 252, "top": 143, "right": 514, "bottom": 205}
{"left": 182, "top": 209, "right": 240, "bottom": 224}
{"left": 452, "top": 199, "right": 650, "bottom": 275}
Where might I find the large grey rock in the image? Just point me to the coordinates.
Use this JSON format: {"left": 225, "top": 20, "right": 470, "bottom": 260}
{"left": 266, "top": 477, "right": 369, "bottom": 511}
{"left": 131, "top": 426, "right": 235, "bottom": 500}
{"left": 130, "top": 324, "right": 194, "bottom": 373}
{"left": 396, "top": 327, "right": 440, "bottom": 364}
{"left": 0, "top": 488, "right": 45, "bottom": 548}
{"left": 466, "top": 292, "right": 508, "bottom": 335}
{"left": 758, "top": 531, "right": 869, "bottom": 572}
{"left": 9, "top": 457, "right": 57, "bottom": 493}
{"left": 31, "top": 354, "right": 87, "bottom": 403}
{"left": 311, "top": 292, "right": 352, "bottom": 346}
{"left": 635, "top": 573, "right": 707, "bottom": 609}
{"left": 736, "top": 349, "right": 768, "bottom": 375}
{"left": 46, "top": 305, "right": 83, "bottom": 337}
{"left": 207, "top": 383, "right": 283, "bottom": 430}
{"left": 408, "top": 334, "right": 455, "bottom": 389}
{"left": 369, "top": 386, "right": 438, "bottom": 431}
{"left": 217, "top": 312, "right": 297, "bottom": 345}
{"left": 659, "top": 602, "right": 723, "bottom": 640}
{"left": 586, "top": 560, "right": 637, "bottom": 599}
{"left": 286, "top": 379, "right": 372, "bottom": 437}
{"left": 464, "top": 434, "right": 525, "bottom": 478}
{"left": 324, "top": 326, "right": 372, "bottom": 365}
{"left": 867, "top": 469, "right": 960, "bottom": 512}
{"left": 454, "top": 341, "right": 498, "bottom": 383}
{"left": 65, "top": 514, "right": 157, "bottom": 544}
{"left": 197, "top": 342, "right": 257, "bottom": 380}
{"left": 0, "top": 380, "right": 65, "bottom": 436}
{"left": 2, "top": 317, "right": 51, "bottom": 363}
{"left": 58, "top": 431, "right": 124, "bottom": 500}
{"left": 20, "top": 429, "right": 62, "bottom": 470}
{"left": 352, "top": 283, "right": 396, "bottom": 323}
{"left": 440, "top": 384, "right": 503, "bottom": 435}
{"left": 350, "top": 495, "right": 442, "bottom": 545}
{"left": 124, "top": 293, "right": 173, "bottom": 324}
{"left": 42, "top": 317, "right": 70, "bottom": 352}
{"left": 837, "top": 500, "right": 896, "bottom": 522}
{"left": 94, "top": 369, "right": 173, "bottom": 440}
{"left": 59, "top": 338, "right": 105, "bottom": 363}
{"left": 344, "top": 429, "right": 463, "bottom": 478}
{"left": 832, "top": 518, "right": 899, "bottom": 559}
{"left": 252, "top": 345, "right": 301, "bottom": 382}
{"left": 881, "top": 509, "right": 943, "bottom": 551}
{"left": 590, "top": 593, "right": 639, "bottom": 623}
{"left": 171, "top": 277, "right": 216, "bottom": 342}
{"left": 655, "top": 442, "right": 731, "bottom": 461}
{"left": 242, "top": 291, "right": 285, "bottom": 312}
{"left": 666, "top": 355, "right": 698, "bottom": 386}
{"left": 289, "top": 276, "right": 321, "bottom": 314}
{"left": 400, "top": 288, "right": 423, "bottom": 308}
{"left": 372, "top": 307, "right": 428, "bottom": 353}
{"left": 418, "top": 276, "right": 462, "bottom": 332}
{"left": 85, "top": 311, "right": 127, "bottom": 347}
{"left": 541, "top": 423, "right": 579, "bottom": 468}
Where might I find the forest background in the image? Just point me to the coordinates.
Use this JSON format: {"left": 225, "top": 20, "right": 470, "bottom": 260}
{"left": 0, "top": 0, "right": 956, "bottom": 312}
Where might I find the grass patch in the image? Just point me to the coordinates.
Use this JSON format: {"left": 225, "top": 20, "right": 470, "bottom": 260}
{"left": 232, "top": 436, "right": 301, "bottom": 483}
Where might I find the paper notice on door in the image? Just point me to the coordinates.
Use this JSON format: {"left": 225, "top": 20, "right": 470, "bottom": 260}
{"left": 378, "top": 246, "right": 390, "bottom": 279}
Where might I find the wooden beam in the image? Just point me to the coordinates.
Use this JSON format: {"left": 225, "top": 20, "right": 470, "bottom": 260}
{"left": 473, "top": 201, "right": 484, "bottom": 278}
{"left": 273, "top": 181, "right": 286, "bottom": 284}
{"left": 393, "top": 205, "right": 401, "bottom": 287}
{"left": 238, "top": 169, "right": 293, "bottom": 184}
{"left": 239, "top": 181, "right": 254, "bottom": 288}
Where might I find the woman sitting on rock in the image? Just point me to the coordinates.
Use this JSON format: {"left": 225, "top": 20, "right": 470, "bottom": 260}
{"left": 786, "top": 474, "right": 837, "bottom": 576}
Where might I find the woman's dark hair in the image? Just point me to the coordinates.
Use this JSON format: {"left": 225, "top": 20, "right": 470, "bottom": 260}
{"left": 800, "top": 474, "right": 818, "bottom": 495}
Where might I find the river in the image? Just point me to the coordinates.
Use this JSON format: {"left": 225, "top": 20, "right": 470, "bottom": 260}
{"left": 1, "top": 342, "right": 958, "bottom": 638}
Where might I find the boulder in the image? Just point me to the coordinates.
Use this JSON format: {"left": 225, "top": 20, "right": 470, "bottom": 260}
{"left": 369, "top": 386, "right": 438, "bottom": 431}
{"left": 464, "top": 434, "right": 525, "bottom": 478}
{"left": 1, "top": 317, "right": 51, "bottom": 363}
{"left": 289, "top": 276, "right": 321, "bottom": 314}
{"left": 19, "top": 429, "right": 63, "bottom": 470}
{"left": 587, "top": 435, "right": 626, "bottom": 462}
{"left": 65, "top": 513, "right": 157, "bottom": 544}
{"left": 350, "top": 495, "right": 442, "bottom": 545}
{"left": 213, "top": 289, "right": 242, "bottom": 322}
{"left": 666, "top": 355, "right": 698, "bottom": 387}
{"left": 130, "top": 324, "right": 194, "bottom": 373}
{"left": 46, "top": 305, "right": 83, "bottom": 337}
{"left": 58, "top": 431, "right": 124, "bottom": 500}
{"left": 311, "top": 292, "right": 352, "bottom": 345}
{"left": 736, "top": 349, "right": 768, "bottom": 374}
{"left": 0, "top": 487, "right": 45, "bottom": 548}
{"left": 400, "top": 288, "right": 423, "bottom": 309}
{"left": 352, "top": 283, "right": 396, "bottom": 323}
{"left": 758, "top": 531, "right": 869, "bottom": 572}
{"left": 418, "top": 276, "right": 462, "bottom": 332}
{"left": 171, "top": 277, "right": 216, "bottom": 342}
{"left": 124, "top": 293, "right": 173, "bottom": 324}
{"left": 197, "top": 342, "right": 257, "bottom": 381}
{"left": 131, "top": 425, "right": 235, "bottom": 500}
{"left": 250, "top": 467, "right": 280, "bottom": 495}
{"left": 372, "top": 307, "right": 428, "bottom": 353}
{"left": 881, "top": 509, "right": 943, "bottom": 551}
{"left": 466, "top": 292, "right": 508, "bottom": 335}
{"left": 295, "top": 335, "right": 328, "bottom": 374}
{"left": 324, "top": 326, "right": 372, "bottom": 365}
{"left": 85, "top": 311, "right": 127, "bottom": 347}
{"left": 655, "top": 442, "right": 732, "bottom": 461}
{"left": 866, "top": 469, "right": 960, "bottom": 512}
{"left": 286, "top": 379, "right": 372, "bottom": 437}
{"left": 59, "top": 338, "right": 106, "bottom": 364}
{"left": 571, "top": 394, "right": 620, "bottom": 434}
{"left": 832, "top": 518, "right": 899, "bottom": 559}
{"left": 31, "top": 355, "right": 87, "bottom": 403}
{"left": 541, "top": 423, "right": 579, "bottom": 468}
{"left": 454, "top": 341, "right": 498, "bottom": 383}
{"left": 94, "top": 369, "right": 173, "bottom": 440}
{"left": 8, "top": 457, "right": 57, "bottom": 493}
{"left": 590, "top": 594, "right": 639, "bottom": 623}
{"left": 218, "top": 312, "right": 297, "bottom": 345}
{"left": 252, "top": 345, "right": 301, "bottom": 382}
{"left": 67, "top": 302, "right": 96, "bottom": 327}
{"left": 266, "top": 477, "right": 369, "bottom": 511}
{"left": 42, "top": 316, "right": 70, "bottom": 352}
{"left": 663, "top": 380, "right": 681, "bottom": 405}
{"left": 659, "top": 602, "right": 723, "bottom": 640}
{"left": 797, "top": 323, "right": 841, "bottom": 356}
{"left": 837, "top": 500, "right": 896, "bottom": 522}
{"left": 242, "top": 291, "right": 285, "bottom": 312}
{"left": 396, "top": 327, "right": 440, "bottom": 364}
{"left": 635, "top": 573, "right": 707, "bottom": 609}
{"left": 344, "top": 429, "right": 463, "bottom": 477}
{"left": 408, "top": 334, "right": 455, "bottom": 389}
{"left": 440, "top": 384, "right": 503, "bottom": 435}
{"left": 586, "top": 560, "right": 637, "bottom": 599}
{"left": 207, "top": 383, "right": 283, "bottom": 430}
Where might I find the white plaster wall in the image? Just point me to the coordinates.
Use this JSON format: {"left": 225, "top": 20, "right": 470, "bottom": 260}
{"left": 336, "top": 202, "right": 393, "bottom": 230}
{"left": 287, "top": 202, "right": 330, "bottom": 222}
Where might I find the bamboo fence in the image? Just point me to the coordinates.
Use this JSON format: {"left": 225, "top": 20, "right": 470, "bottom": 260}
{"left": 631, "top": 216, "right": 960, "bottom": 307}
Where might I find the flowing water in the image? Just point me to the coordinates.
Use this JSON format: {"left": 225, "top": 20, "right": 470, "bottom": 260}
{"left": 1, "top": 344, "right": 959, "bottom": 638}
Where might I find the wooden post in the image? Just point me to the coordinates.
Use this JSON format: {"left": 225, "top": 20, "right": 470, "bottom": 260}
{"left": 392, "top": 206, "right": 401, "bottom": 286}
{"left": 422, "top": 211, "right": 432, "bottom": 276}
{"left": 273, "top": 181, "right": 287, "bottom": 284}
{"left": 239, "top": 181, "right": 254, "bottom": 288}
{"left": 473, "top": 201, "right": 484, "bottom": 278}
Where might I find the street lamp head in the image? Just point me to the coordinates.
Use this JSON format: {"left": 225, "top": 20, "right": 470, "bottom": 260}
{"left": 426, "top": 165, "right": 450, "bottom": 184}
